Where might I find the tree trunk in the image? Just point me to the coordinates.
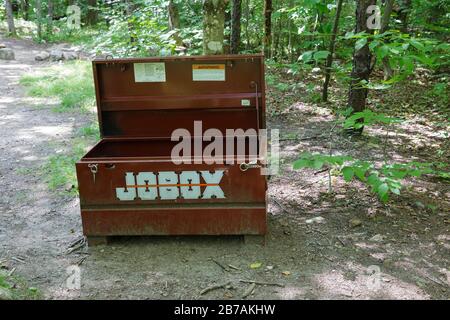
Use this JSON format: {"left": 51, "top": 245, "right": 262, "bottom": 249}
{"left": 263, "top": 0, "right": 272, "bottom": 56}
{"left": 168, "top": 0, "right": 183, "bottom": 46}
{"left": 381, "top": 0, "right": 394, "bottom": 80}
{"left": 203, "top": 0, "right": 228, "bottom": 55}
{"left": 5, "top": 0, "right": 16, "bottom": 36}
{"left": 322, "top": 0, "right": 344, "bottom": 102}
{"left": 35, "top": 0, "right": 42, "bottom": 39}
{"left": 86, "top": 0, "right": 98, "bottom": 25}
{"left": 230, "top": 0, "right": 241, "bottom": 54}
{"left": 20, "top": 0, "right": 29, "bottom": 20}
{"left": 347, "top": 0, "right": 377, "bottom": 130}
{"left": 47, "top": 0, "right": 53, "bottom": 37}
{"left": 244, "top": 0, "right": 250, "bottom": 50}
{"left": 126, "top": 0, "right": 136, "bottom": 44}
{"left": 397, "top": 0, "right": 411, "bottom": 33}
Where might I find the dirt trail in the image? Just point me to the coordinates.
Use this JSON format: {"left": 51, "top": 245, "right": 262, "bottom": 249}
{"left": 0, "top": 37, "right": 448, "bottom": 300}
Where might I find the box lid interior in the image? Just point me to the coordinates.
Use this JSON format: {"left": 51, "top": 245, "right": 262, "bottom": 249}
{"left": 92, "top": 54, "right": 266, "bottom": 139}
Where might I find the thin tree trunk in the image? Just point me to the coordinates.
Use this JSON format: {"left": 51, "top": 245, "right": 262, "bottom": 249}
{"left": 126, "top": 0, "right": 136, "bottom": 44}
{"left": 244, "top": 0, "right": 250, "bottom": 50}
{"left": 168, "top": 0, "right": 183, "bottom": 46}
{"left": 20, "top": 0, "right": 29, "bottom": 20}
{"left": 47, "top": 0, "right": 53, "bottom": 37}
{"left": 203, "top": 0, "right": 228, "bottom": 55}
{"left": 322, "top": 0, "right": 343, "bottom": 102}
{"left": 397, "top": 0, "right": 411, "bottom": 33}
{"left": 263, "top": 0, "right": 272, "bottom": 56}
{"left": 224, "top": 3, "right": 231, "bottom": 51}
{"left": 272, "top": 1, "right": 282, "bottom": 61}
{"left": 87, "top": 0, "right": 98, "bottom": 25}
{"left": 381, "top": 0, "right": 394, "bottom": 80}
{"left": 347, "top": 0, "right": 377, "bottom": 132}
{"left": 5, "top": 0, "right": 16, "bottom": 36}
{"left": 230, "top": 0, "right": 241, "bottom": 54}
{"left": 36, "top": 0, "right": 42, "bottom": 39}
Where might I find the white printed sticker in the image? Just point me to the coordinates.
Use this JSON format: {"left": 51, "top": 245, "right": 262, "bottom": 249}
{"left": 134, "top": 62, "right": 166, "bottom": 82}
{"left": 192, "top": 64, "right": 225, "bottom": 81}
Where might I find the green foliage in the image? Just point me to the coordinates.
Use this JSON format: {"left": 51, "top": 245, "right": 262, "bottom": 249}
{"left": 19, "top": 62, "right": 98, "bottom": 194}
{"left": 293, "top": 153, "right": 448, "bottom": 203}
{"left": 77, "top": 122, "right": 100, "bottom": 139}
{"left": 345, "top": 30, "right": 450, "bottom": 86}
{"left": 41, "top": 139, "right": 88, "bottom": 195}
{"left": 343, "top": 109, "right": 402, "bottom": 130}
{"left": 293, "top": 152, "right": 352, "bottom": 170}
{"left": 0, "top": 272, "right": 41, "bottom": 300}
{"left": 20, "top": 61, "right": 95, "bottom": 112}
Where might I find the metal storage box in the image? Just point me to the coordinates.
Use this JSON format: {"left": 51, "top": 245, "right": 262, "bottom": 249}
{"left": 76, "top": 54, "right": 267, "bottom": 243}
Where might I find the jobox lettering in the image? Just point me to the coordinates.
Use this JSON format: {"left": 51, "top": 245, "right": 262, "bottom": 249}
{"left": 116, "top": 170, "right": 225, "bottom": 201}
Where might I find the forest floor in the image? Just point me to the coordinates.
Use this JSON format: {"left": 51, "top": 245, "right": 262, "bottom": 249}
{"left": 0, "top": 36, "right": 449, "bottom": 300}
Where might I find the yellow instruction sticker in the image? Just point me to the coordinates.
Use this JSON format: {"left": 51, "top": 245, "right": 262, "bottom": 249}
{"left": 192, "top": 64, "right": 225, "bottom": 81}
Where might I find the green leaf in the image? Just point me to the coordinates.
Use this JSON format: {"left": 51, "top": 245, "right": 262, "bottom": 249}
{"left": 293, "top": 159, "right": 310, "bottom": 169}
{"left": 313, "top": 50, "right": 330, "bottom": 61}
{"left": 312, "top": 159, "right": 325, "bottom": 169}
{"left": 377, "top": 183, "right": 389, "bottom": 197}
{"left": 299, "top": 51, "right": 314, "bottom": 63}
{"left": 375, "top": 45, "right": 389, "bottom": 60}
{"left": 376, "top": 183, "right": 389, "bottom": 202}
{"left": 410, "top": 39, "right": 425, "bottom": 52}
{"left": 342, "top": 167, "right": 354, "bottom": 182}
{"left": 367, "top": 174, "right": 380, "bottom": 186}
{"left": 354, "top": 168, "right": 367, "bottom": 181}
{"left": 355, "top": 38, "right": 368, "bottom": 51}
{"left": 250, "top": 262, "right": 262, "bottom": 269}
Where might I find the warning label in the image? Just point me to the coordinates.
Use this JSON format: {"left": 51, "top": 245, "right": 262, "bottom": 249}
{"left": 134, "top": 62, "right": 166, "bottom": 82}
{"left": 192, "top": 64, "right": 225, "bottom": 81}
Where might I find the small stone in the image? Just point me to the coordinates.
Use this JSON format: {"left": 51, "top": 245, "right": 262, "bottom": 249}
{"left": 383, "top": 259, "right": 393, "bottom": 267}
{"left": 35, "top": 51, "right": 50, "bottom": 61}
{"left": 0, "top": 48, "right": 15, "bottom": 60}
{"left": 0, "top": 43, "right": 6, "bottom": 48}
{"left": 266, "top": 265, "right": 274, "bottom": 270}
{"left": 370, "top": 234, "right": 384, "bottom": 242}
{"left": 349, "top": 218, "right": 362, "bottom": 228}
{"left": 306, "top": 216, "right": 325, "bottom": 224}
{"left": 50, "top": 49, "right": 64, "bottom": 61}
{"left": 62, "top": 51, "right": 78, "bottom": 60}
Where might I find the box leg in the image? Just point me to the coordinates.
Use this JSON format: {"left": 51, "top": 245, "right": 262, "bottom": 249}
{"left": 86, "top": 236, "right": 109, "bottom": 246}
{"left": 243, "top": 235, "right": 265, "bottom": 246}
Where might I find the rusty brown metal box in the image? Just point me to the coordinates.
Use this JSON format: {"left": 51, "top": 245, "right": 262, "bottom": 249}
{"left": 76, "top": 54, "right": 267, "bottom": 240}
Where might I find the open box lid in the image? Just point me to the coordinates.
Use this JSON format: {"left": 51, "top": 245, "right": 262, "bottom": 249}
{"left": 92, "top": 54, "right": 266, "bottom": 139}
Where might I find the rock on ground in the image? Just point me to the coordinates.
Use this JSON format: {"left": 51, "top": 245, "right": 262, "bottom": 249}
{"left": 35, "top": 51, "right": 50, "bottom": 61}
{"left": 0, "top": 48, "right": 15, "bottom": 60}
{"left": 62, "top": 51, "right": 78, "bottom": 60}
{"left": 50, "top": 50, "right": 64, "bottom": 61}
{"left": 44, "top": 50, "right": 78, "bottom": 61}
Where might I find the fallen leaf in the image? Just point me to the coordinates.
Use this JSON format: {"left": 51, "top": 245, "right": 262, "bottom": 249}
{"left": 282, "top": 271, "right": 291, "bottom": 276}
{"left": 250, "top": 262, "right": 262, "bottom": 269}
